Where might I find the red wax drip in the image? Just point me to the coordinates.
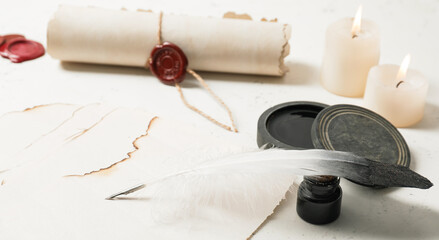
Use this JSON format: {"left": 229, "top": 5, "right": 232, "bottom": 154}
{"left": 0, "top": 34, "right": 25, "bottom": 58}
{"left": 0, "top": 34, "right": 44, "bottom": 63}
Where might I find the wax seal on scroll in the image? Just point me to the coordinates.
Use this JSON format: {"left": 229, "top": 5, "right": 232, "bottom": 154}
{"left": 149, "top": 42, "right": 188, "bottom": 85}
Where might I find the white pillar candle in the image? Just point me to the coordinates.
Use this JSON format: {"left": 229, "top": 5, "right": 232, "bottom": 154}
{"left": 321, "top": 6, "right": 380, "bottom": 97}
{"left": 363, "top": 55, "right": 429, "bottom": 127}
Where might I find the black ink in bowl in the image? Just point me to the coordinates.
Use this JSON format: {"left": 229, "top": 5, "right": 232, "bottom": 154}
{"left": 257, "top": 101, "right": 329, "bottom": 150}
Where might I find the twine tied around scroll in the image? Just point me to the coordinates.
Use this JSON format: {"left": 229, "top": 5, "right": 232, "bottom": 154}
{"left": 146, "top": 12, "right": 238, "bottom": 133}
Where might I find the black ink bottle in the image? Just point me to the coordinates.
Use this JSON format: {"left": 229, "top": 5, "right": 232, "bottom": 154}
{"left": 296, "top": 175, "right": 342, "bottom": 224}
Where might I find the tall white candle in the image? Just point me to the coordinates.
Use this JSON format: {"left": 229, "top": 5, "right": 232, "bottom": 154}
{"left": 363, "top": 55, "right": 429, "bottom": 127}
{"left": 321, "top": 6, "right": 380, "bottom": 97}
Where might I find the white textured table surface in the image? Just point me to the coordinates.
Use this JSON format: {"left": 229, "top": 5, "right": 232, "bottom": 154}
{"left": 1, "top": 0, "right": 438, "bottom": 239}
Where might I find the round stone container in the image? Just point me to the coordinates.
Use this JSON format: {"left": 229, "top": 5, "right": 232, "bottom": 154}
{"left": 256, "top": 101, "right": 411, "bottom": 224}
{"left": 257, "top": 101, "right": 329, "bottom": 150}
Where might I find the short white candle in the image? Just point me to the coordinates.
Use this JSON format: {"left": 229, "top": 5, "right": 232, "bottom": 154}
{"left": 363, "top": 55, "right": 429, "bottom": 127}
{"left": 321, "top": 6, "right": 380, "bottom": 97}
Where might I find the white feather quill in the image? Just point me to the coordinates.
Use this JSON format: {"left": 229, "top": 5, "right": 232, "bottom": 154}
{"left": 107, "top": 149, "right": 432, "bottom": 220}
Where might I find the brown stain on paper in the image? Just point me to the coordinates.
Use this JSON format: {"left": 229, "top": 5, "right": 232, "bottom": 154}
{"left": 137, "top": 9, "right": 153, "bottom": 13}
{"left": 23, "top": 104, "right": 51, "bottom": 112}
{"left": 0, "top": 103, "right": 75, "bottom": 120}
{"left": 260, "top": 17, "right": 278, "bottom": 22}
{"left": 65, "top": 116, "right": 159, "bottom": 177}
{"left": 223, "top": 11, "right": 278, "bottom": 22}
{"left": 223, "top": 12, "right": 252, "bottom": 20}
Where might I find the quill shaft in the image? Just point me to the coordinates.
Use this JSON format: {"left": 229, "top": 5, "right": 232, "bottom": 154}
{"left": 107, "top": 149, "right": 432, "bottom": 199}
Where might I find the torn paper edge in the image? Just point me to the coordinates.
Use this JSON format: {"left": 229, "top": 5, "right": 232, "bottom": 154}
{"left": 222, "top": 11, "right": 291, "bottom": 76}
{"left": 23, "top": 104, "right": 88, "bottom": 150}
{"left": 0, "top": 104, "right": 86, "bottom": 173}
{"left": 0, "top": 104, "right": 84, "bottom": 186}
{"left": 279, "top": 24, "right": 291, "bottom": 75}
{"left": 247, "top": 183, "right": 299, "bottom": 239}
{"left": 64, "top": 108, "right": 119, "bottom": 142}
{"left": 65, "top": 116, "right": 159, "bottom": 177}
{"left": 245, "top": 192, "right": 288, "bottom": 240}
{"left": 223, "top": 12, "right": 253, "bottom": 20}
{"left": 0, "top": 103, "right": 75, "bottom": 118}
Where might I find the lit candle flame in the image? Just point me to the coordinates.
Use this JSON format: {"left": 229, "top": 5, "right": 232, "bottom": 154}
{"left": 396, "top": 54, "right": 411, "bottom": 87}
{"left": 351, "top": 5, "right": 362, "bottom": 38}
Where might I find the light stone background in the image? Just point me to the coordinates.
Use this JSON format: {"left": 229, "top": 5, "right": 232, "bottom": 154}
{"left": 0, "top": 0, "right": 438, "bottom": 239}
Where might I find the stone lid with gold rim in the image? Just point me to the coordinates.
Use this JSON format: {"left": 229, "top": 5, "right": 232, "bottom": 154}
{"left": 311, "top": 104, "right": 411, "bottom": 187}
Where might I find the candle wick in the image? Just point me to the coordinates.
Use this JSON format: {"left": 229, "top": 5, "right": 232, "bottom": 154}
{"left": 352, "top": 34, "right": 358, "bottom": 39}
{"left": 396, "top": 81, "right": 404, "bottom": 88}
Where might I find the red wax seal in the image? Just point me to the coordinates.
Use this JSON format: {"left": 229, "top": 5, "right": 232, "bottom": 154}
{"left": 0, "top": 34, "right": 25, "bottom": 58}
{"left": 149, "top": 42, "right": 188, "bottom": 85}
{"left": 2, "top": 38, "right": 45, "bottom": 63}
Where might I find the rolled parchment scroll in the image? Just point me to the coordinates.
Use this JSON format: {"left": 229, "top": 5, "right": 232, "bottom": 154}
{"left": 47, "top": 5, "right": 291, "bottom": 76}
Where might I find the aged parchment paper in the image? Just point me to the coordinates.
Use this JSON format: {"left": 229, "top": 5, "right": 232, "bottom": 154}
{"left": 0, "top": 104, "right": 293, "bottom": 240}
{"left": 47, "top": 5, "right": 291, "bottom": 76}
